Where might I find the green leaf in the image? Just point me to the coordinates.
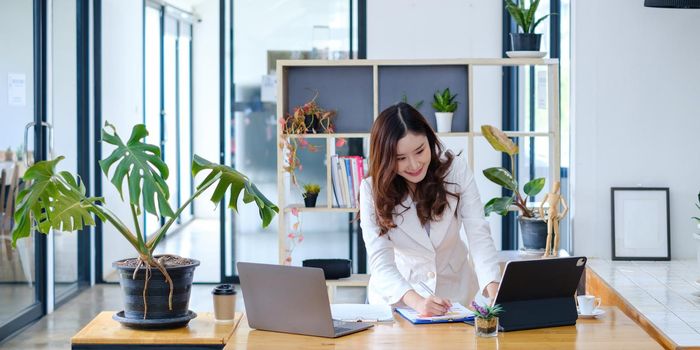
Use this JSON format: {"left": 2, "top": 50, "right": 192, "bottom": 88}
{"left": 99, "top": 122, "right": 175, "bottom": 218}
{"left": 481, "top": 125, "right": 518, "bottom": 156}
{"left": 532, "top": 14, "right": 551, "bottom": 32}
{"left": 12, "top": 157, "right": 102, "bottom": 247}
{"left": 484, "top": 196, "right": 514, "bottom": 216}
{"left": 526, "top": 0, "right": 540, "bottom": 32}
{"left": 192, "top": 155, "right": 279, "bottom": 228}
{"left": 523, "top": 177, "right": 546, "bottom": 197}
{"left": 483, "top": 167, "right": 518, "bottom": 192}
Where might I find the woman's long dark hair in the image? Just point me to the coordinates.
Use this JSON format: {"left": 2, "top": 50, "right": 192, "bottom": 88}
{"left": 368, "top": 102, "right": 459, "bottom": 236}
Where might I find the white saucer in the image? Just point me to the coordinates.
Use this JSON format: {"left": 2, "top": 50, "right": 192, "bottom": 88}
{"left": 506, "top": 51, "right": 547, "bottom": 58}
{"left": 577, "top": 308, "right": 605, "bottom": 319}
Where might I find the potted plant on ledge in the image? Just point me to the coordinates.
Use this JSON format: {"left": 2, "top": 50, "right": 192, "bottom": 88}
{"left": 480, "top": 125, "right": 547, "bottom": 251}
{"left": 432, "top": 88, "right": 458, "bottom": 133}
{"left": 504, "top": 0, "right": 553, "bottom": 56}
{"left": 12, "top": 122, "right": 278, "bottom": 329}
{"left": 303, "top": 183, "right": 321, "bottom": 208}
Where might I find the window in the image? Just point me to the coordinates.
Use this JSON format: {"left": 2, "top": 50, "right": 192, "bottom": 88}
{"left": 504, "top": 0, "right": 571, "bottom": 251}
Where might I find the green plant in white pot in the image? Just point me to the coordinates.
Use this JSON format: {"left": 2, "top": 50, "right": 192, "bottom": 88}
{"left": 12, "top": 122, "right": 278, "bottom": 329}
{"left": 480, "top": 125, "right": 547, "bottom": 250}
{"left": 432, "top": 88, "right": 458, "bottom": 133}
{"left": 504, "top": 0, "right": 553, "bottom": 53}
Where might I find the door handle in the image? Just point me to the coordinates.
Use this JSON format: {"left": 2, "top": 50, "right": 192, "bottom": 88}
{"left": 24, "top": 121, "right": 54, "bottom": 166}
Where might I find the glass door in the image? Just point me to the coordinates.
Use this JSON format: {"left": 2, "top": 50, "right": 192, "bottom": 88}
{"left": 49, "top": 0, "right": 81, "bottom": 305}
{"left": 0, "top": 0, "right": 46, "bottom": 340}
{"left": 229, "top": 0, "right": 356, "bottom": 278}
{"left": 144, "top": 2, "right": 200, "bottom": 279}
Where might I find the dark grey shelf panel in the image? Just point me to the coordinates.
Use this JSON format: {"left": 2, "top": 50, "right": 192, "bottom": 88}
{"left": 378, "top": 65, "right": 469, "bottom": 132}
{"left": 286, "top": 66, "right": 374, "bottom": 133}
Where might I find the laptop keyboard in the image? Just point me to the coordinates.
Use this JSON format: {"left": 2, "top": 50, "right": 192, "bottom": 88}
{"left": 333, "top": 320, "right": 366, "bottom": 334}
{"left": 334, "top": 326, "right": 353, "bottom": 333}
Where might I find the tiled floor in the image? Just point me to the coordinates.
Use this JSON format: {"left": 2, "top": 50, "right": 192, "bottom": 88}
{"left": 0, "top": 283, "right": 366, "bottom": 349}
{"left": 587, "top": 259, "right": 700, "bottom": 347}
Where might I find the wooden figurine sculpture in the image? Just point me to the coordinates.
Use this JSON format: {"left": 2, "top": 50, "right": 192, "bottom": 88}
{"left": 538, "top": 181, "right": 568, "bottom": 257}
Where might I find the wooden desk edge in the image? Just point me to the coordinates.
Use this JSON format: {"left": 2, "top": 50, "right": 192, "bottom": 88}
{"left": 586, "top": 267, "right": 689, "bottom": 350}
{"left": 71, "top": 311, "right": 243, "bottom": 346}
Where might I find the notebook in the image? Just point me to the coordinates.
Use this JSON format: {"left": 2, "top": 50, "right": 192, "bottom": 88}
{"left": 395, "top": 302, "right": 474, "bottom": 324}
{"left": 330, "top": 304, "right": 394, "bottom": 323}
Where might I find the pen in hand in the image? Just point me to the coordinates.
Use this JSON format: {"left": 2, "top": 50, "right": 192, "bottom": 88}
{"left": 418, "top": 281, "right": 453, "bottom": 314}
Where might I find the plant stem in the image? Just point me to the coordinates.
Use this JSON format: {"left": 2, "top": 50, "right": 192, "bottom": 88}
{"left": 91, "top": 204, "right": 141, "bottom": 250}
{"left": 146, "top": 172, "right": 222, "bottom": 252}
{"left": 56, "top": 174, "right": 141, "bottom": 250}
{"left": 130, "top": 203, "right": 148, "bottom": 255}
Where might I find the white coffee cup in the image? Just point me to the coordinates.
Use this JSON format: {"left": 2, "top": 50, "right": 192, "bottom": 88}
{"left": 577, "top": 295, "right": 601, "bottom": 314}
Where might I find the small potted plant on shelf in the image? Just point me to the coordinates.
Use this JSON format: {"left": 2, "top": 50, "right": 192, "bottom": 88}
{"left": 303, "top": 183, "right": 321, "bottom": 208}
{"left": 280, "top": 91, "right": 334, "bottom": 188}
{"left": 480, "top": 125, "right": 547, "bottom": 251}
{"left": 471, "top": 301, "right": 504, "bottom": 337}
{"left": 283, "top": 90, "right": 336, "bottom": 135}
{"left": 504, "top": 0, "right": 554, "bottom": 54}
{"left": 12, "top": 122, "right": 278, "bottom": 329}
{"left": 432, "top": 88, "right": 458, "bottom": 133}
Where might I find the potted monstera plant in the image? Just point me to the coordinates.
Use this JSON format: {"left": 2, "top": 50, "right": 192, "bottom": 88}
{"left": 480, "top": 125, "right": 547, "bottom": 250}
{"left": 11, "top": 122, "right": 278, "bottom": 329}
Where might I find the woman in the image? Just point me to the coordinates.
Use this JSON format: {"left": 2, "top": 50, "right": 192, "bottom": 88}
{"left": 360, "top": 102, "right": 501, "bottom": 316}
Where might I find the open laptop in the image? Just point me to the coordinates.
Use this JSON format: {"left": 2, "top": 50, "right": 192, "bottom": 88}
{"left": 466, "top": 256, "right": 587, "bottom": 331}
{"left": 237, "top": 262, "right": 373, "bottom": 338}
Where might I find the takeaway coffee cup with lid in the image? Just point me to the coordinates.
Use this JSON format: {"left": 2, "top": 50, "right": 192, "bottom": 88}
{"left": 212, "top": 284, "right": 236, "bottom": 322}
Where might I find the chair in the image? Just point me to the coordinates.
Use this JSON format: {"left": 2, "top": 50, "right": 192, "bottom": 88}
{"left": 0, "top": 166, "right": 32, "bottom": 287}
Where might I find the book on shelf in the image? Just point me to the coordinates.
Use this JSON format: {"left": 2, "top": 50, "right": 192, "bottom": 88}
{"left": 331, "top": 155, "right": 365, "bottom": 209}
{"left": 330, "top": 155, "right": 344, "bottom": 207}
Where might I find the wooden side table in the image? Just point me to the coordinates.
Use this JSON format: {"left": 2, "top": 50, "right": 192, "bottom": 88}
{"left": 71, "top": 312, "right": 242, "bottom": 349}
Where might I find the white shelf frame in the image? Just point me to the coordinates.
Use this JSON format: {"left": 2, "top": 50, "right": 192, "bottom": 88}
{"left": 276, "top": 58, "right": 561, "bottom": 267}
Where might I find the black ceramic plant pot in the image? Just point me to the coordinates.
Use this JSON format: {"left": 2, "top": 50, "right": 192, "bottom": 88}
{"left": 304, "top": 193, "right": 318, "bottom": 207}
{"left": 510, "top": 33, "right": 542, "bottom": 51}
{"left": 518, "top": 216, "right": 548, "bottom": 250}
{"left": 113, "top": 257, "right": 200, "bottom": 329}
{"left": 304, "top": 115, "right": 318, "bottom": 133}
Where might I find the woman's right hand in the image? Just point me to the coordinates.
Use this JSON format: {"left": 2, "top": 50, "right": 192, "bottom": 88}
{"left": 403, "top": 290, "right": 452, "bottom": 317}
{"left": 416, "top": 295, "right": 453, "bottom": 316}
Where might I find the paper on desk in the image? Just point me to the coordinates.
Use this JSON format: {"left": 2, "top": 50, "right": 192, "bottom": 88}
{"left": 395, "top": 302, "right": 474, "bottom": 323}
{"left": 331, "top": 303, "right": 394, "bottom": 323}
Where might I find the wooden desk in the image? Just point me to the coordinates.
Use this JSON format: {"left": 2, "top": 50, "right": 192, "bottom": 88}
{"left": 225, "top": 307, "right": 662, "bottom": 350}
{"left": 71, "top": 312, "right": 242, "bottom": 349}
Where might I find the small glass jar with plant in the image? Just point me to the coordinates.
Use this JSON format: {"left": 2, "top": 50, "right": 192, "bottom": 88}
{"left": 471, "top": 301, "right": 504, "bottom": 337}
{"left": 431, "top": 88, "right": 458, "bottom": 133}
{"left": 303, "top": 183, "right": 321, "bottom": 208}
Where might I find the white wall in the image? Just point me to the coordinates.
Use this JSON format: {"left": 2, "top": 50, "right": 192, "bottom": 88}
{"left": 368, "top": 0, "right": 504, "bottom": 247}
{"left": 0, "top": 1, "right": 34, "bottom": 152}
{"left": 101, "top": 0, "right": 144, "bottom": 277}
{"left": 191, "top": 0, "right": 221, "bottom": 218}
{"left": 572, "top": 0, "right": 700, "bottom": 259}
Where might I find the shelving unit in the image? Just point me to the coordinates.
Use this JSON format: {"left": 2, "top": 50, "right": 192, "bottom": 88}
{"left": 276, "top": 59, "right": 561, "bottom": 282}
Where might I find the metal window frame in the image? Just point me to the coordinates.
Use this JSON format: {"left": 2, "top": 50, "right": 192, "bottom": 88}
{"left": 0, "top": 0, "right": 48, "bottom": 341}
{"left": 501, "top": 0, "right": 563, "bottom": 251}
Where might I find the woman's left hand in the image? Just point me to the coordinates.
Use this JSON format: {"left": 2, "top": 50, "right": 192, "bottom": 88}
{"left": 485, "top": 282, "right": 500, "bottom": 304}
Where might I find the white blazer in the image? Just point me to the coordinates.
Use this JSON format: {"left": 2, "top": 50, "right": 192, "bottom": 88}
{"left": 360, "top": 154, "right": 501, "bottom": 306}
